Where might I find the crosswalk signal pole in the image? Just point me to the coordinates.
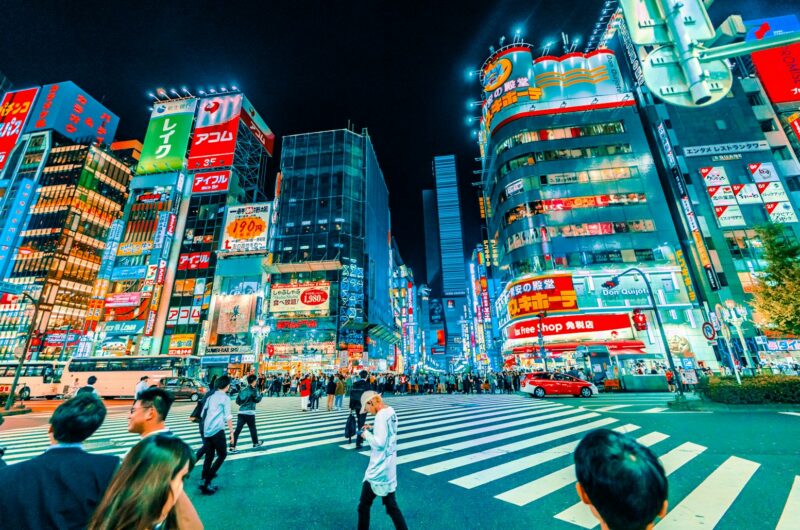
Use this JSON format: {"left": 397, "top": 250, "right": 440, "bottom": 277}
{"left": 5, "top": 292, "right": 38, "bottom": 411}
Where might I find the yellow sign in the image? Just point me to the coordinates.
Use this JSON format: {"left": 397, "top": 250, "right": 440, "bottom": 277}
{"left": 675, "top": 250, "right": 697, "bottom": 303}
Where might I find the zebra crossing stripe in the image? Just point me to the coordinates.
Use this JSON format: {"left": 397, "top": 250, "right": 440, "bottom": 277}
{"left": 393, "top": 412, "right": 603, "bottom": 465}
{"left": 447, "top": 423, "right": 641, "bottom": 489}
{"left": 776, "top": 476, "right": 800, "bottom": 530}
{"left": 554, "top": 441, "right": 708, "bottom": 528}
{"left": 414, "top": 417, "right": 619, "bottom": 476}
{"left": 495, "top": 431, "right": 669, "bottom": 506}
{"left": 593, "top": 405, "right": 630, "bottom": 412}
{"left": 641, "top": 407, "right": 668, "bottom": 413}
{"left": 655, "top": 456, "right": 760, "bottom": 529}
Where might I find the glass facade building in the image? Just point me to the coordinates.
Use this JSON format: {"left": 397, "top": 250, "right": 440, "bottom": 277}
{"left": 269, "top": 129, "right": 397, "bottom": 371}
{"left": 478, "top": 45, "right": 714, "bottom": 371}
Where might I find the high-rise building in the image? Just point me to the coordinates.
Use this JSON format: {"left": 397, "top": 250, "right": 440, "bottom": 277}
{"left": 90, "top": 91, "right": 275, "bottom": 375}
{"left": 0, "top": 82, "right": 130, "bottom": 360}
{"left": 477, "top": 44, "right": 714, "bottom": 374}
{"left": 608, "top": 16, "right": 800, "bottom": 369}
{"left": 421, "top": 189, "right": 442, "bottom": 293}
{"left": 433, "top": 155, "right": 467, "bottom": 296}
{"left": 268, "top": 128, "right": 398, "bottom": 372}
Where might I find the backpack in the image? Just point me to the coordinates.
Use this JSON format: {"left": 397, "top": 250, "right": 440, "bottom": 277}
{"left": 344, "top": 411, "right": 357, "bottom": 442}
{"left": 76, "top": 386, "right": 95, "bottom": 396}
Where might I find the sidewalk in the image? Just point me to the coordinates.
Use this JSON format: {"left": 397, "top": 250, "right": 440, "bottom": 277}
{"left": 668, "top": 393, "right": 800, "bottom": 413}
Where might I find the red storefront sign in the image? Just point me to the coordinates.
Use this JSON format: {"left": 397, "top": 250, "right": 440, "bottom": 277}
{"left": 192, "top": 170, "right": 231, "bottom": 194}
{"left": 502, "top": 274, "right": 577, "bottom": 319}
{"left": 506, "top": 313, "right": 632, "bottom": 340}
{"left": 275, "top": 319, "right": 319, "bottom": 330}
{"left": 0, "top": 87, "right": 39, "bottom": 171}
{"left": 177, "top": 252, "right": 211, "bottom": 270}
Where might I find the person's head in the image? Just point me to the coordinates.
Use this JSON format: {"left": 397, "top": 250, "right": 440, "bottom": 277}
{"left": 574, "top": 429, "right": 668, "bottom": 530}
{"left": 87, "top": 375, "right": 97, "bottom": 385}
{"left": 140, "top": 375, "right": 149, "bottom": 383}
{"left": 49, "top": 394, "right": 107, "bottom": 444}
{"left": 247, "top": 374, "right": 257, "bottom": 387}
{"left": 215, "top": 375, "right": 231, "bottom": 391}
{"left": 128, "top": 388, "right": 174, "bottom": 436}
{"left": 359, "top": 370, "right": 368, "bottom": 380}
{"left": 88, "top": 434, "right": 194, "bottom": 530}
{"left": 360, "top": 391, "right": 384, "bottom": 415}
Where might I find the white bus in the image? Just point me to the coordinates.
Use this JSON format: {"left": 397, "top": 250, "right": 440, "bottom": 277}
{"left": 0, "top": 361, "right": 67, "bottom": 400}
{"left": 65, "top": 355, "right": 200, "bottom": 398}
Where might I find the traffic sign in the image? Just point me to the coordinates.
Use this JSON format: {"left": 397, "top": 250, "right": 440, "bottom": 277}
{"left": 701, "top": 322, "right": 716, "bottom": 340}
{"left": 619, "top": 0, "right": 715, "bottom": 46}
{"left": 0, "top": 282, "right": 24, "bottom": 296}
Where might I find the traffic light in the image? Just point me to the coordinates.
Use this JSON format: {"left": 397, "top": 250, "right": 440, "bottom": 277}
{"left": 632, "top": 309, "right": 648, "bottom": 331}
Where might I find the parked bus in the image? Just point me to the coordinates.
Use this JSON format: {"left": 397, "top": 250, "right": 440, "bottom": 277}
{"left": 0, "top": 361, "right": 67, "bottom": 400}
{"left": 65, "top": 355, "right": 200, "bottom": 398}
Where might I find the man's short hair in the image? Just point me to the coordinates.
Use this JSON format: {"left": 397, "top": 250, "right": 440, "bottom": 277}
{"left": 87, "top": 376, "right": 97, "bottom": 385}
{"left": 140, "top": 375, "right": 149, "bottom": 381}
{"left": 216, "top": 375, "right": 231, "bottom": 390}
{"left": 574, "top": 429, "right": 668, "bottom": 530}
{"left": 137, "top": 387, "right": 174, "bottom": 421}
{"left": 50, "top": 394, "right": 107, "bottom": 443}
{"left": 247, "top": 374, "right": 257, "bottom": 384}
{"left": 359, "top": 370, "right": 368, "bottom": 379}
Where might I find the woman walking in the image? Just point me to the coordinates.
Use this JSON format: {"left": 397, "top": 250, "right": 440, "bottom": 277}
{"left": 326, "top": 375, "right": 336, "bottom": 411}
{"left": 334, "top": 374, "right": 346, "bottom": 410}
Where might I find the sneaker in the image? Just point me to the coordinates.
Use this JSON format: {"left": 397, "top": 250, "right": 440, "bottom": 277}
{"left": 253, "top": 441, "right": 264, "bottom": 448}
{"left": 199, "top": 484, "right": 218, "bottom": 495}
{"left": 229, "top": 446, "right": 238, "bottom": 454}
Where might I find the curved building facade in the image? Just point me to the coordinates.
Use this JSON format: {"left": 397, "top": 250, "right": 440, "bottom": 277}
{"left": 478, "top": 45, "right": 716, "bottom": 373}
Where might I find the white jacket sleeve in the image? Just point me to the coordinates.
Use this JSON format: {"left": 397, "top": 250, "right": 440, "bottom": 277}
{"left": 364, "top": 410, "right": 389, "bottom": 451}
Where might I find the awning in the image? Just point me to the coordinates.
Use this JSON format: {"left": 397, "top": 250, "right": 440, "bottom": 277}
{"left": 263, "top": 259, "right": 342, "bottom": 274}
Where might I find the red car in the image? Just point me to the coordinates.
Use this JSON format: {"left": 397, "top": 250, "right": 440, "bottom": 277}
{"left": 521, "top": 372, "right": 598, "bottom": 398}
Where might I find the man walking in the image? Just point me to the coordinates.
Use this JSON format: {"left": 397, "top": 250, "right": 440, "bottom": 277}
{"left": 0, "top": 395, "right": 118, "bottom": 530}
{"left": 199, "top": 375, "right": 234, "bottom": 495}
{"left": 134, "top": 375, "right": 149, "bottom": 399}
{"left": 231, "top": 374, "right": 264, "bottom": 453}
{"left": 349, "top": 370, "right": 370, "bottom": 449}
{"left": 357, "top": 391, "right": 408, "bottom": 530}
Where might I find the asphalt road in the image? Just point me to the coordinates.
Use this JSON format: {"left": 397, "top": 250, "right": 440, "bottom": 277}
{"left": 1, "top": 393, "right": 798, "bottom": 529}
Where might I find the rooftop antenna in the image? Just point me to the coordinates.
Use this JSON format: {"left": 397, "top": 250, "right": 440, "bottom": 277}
{"left": 562, "top": 32, "right": 570, "bottom": 54}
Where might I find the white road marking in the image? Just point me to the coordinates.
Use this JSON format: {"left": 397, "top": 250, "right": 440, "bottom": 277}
{"left": 775, "top": 476, "right": 800, "bottom": 530}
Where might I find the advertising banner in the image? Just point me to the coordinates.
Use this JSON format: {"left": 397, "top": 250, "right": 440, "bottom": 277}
{"left": 765, "top": 201, "right": 799, "bottom": 223}
{"left": 137, "top": 98, "right": 198, "bottom": 175}
{"left": 168, "top": 334, "right": 195, "bottom": 356}
{"left": 104, "top": 320, "right": 145, "bottom": 335}
{"left": 745, "top": 16, "right": 800, "bottom": 104}
{"left": 177, "top": 252, "right": 211, "bottom": 270}
{"left": 706, "top": 185, "right": 736, "bottom": 206}
{"left": 25, "top": 81, "right": 119, "bottom": 144}
{"left": 789, "top": 113, "right": 800, "bottom": 143}
{"left": 714, "top": 204, "right": 746, "bottom": 227}
{"left": 699, "top": 166, "right": 729, "bottom": 186}
{"left": 496, "top": 273, "right": 577, "bottom": 324}
{"left": 505, "top": 313, "right": 633, "bottom": 340}
{"left": 117, "top": 241, "right": 153, "bottom": 256}
{"left": 105, "top": 292, "right": 142, "bottom": 308}
{"left": 0, "top": 87, "right": 39, "bottom": 171}
{"left": 269, "top": 282, "right": 331, "bottom": 314}
{"left": 757, "top": 181, "right": 790, "bottom": 203}
{"left": 748, "top": 162, "right": 780, "bottom": 183}
{"left": 217, "top": 294, "right": 254, "bottom": 334}
{"left": 240, "top": 96, "right": 275, "bottom": 156}
{"left": 110, "top": 265, "right": 148, "bottom": 281}
{"left": 732, "top": 184, "right": 763, "bottom": 205}
{"left": 188, "top": 94, "right": 243, "bottom": 170}
{"left": 220, "top": 202, "right": 271, "bottom": 254}
{"left": 191, "top": 169, "right": 231, "bottom": 194}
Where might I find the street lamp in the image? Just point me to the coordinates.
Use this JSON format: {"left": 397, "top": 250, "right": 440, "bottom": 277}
{"left": 250, "top": 321, "right": 271, "bottom": 377}
{"left": 603, "top": 267, "right": 683, "bottom": 398}
{"left": 536, "top": 311, "right": 550, "bottom": 372}
{"left": 5, "top": 291, "right": 39, "bottom": 411}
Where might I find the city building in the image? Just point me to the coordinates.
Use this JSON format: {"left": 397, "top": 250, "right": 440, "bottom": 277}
{"left": 0, "top": 82, "right": 129, "bottom": 360}
{"left": 88, "top": 91, "right": 276, "bottom": 377}
{"left": 391, "top": 239, "right": 418, "bottom": 373}
{"left": 476, "top": 44, "right": 714, "bottom": 375}
{"left": 606, "top": 14, "right": 800, "bottom": 369}
{"left": 267, "top": 128, "right": 398, "bottom": 372}
{"left": 467, "top": 244, "right": 496, "bottom": 370}
{"left": 421, "top": 189, "right": 442, "bottom": 293}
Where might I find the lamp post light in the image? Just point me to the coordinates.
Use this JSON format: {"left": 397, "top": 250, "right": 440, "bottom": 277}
{"left": 250, "top": 321, "right": 271, "bottom": 377}
{"left": 720, "top": 300, "right": 750, "bottom": 383}
{"left": 603, "top": 267, "right": 683, "bottom": 398}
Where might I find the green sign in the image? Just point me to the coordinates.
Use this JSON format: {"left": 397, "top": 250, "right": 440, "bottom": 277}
{"left": 137, "top": 99, "right": 197, "bottom": 175}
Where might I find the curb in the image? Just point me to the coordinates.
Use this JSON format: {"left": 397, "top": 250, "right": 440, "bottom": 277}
{"left": 0, "top": 407, "right": 33, "bottom": 417}
{"left": 667, "top": 399, "right": 800, "bottom": 413}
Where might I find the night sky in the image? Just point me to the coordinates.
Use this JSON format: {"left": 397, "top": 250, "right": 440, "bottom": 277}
{"left": 0, "top": 0, "right": 793, "bottom": 278}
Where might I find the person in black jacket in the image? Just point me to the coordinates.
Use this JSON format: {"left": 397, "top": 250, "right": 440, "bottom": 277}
{"left": 349, "top": 370, "right": 370, "bottom": 449}
{"left": 325, "top": 375, "right": 337, "bottom": 411}
{"left": 0, "top": 394, "right": 119, "bottom": 530}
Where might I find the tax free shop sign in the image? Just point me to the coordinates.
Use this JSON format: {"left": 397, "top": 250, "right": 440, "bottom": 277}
{"left": 505, "top": 313, "right": 634, "bottom": 341}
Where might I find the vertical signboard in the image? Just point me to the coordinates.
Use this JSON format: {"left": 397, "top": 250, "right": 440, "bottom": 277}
{"left": 187, "top": 94, "right": 243, "bottom": 170}
{"left": 137, "top": 99, "right": 197, "bottom": 175}
{"left": 239, "top": 96, "right": 275, "bottom": 156}
{"left": 0, "top": 87, "right": 39, "bottom": 171}
{"left": 0, "top": 178, "right": 36, "bottom": 277}
{"left": 745, "top": 16, "right": 800, "bottom": 105}
{"left": 25, "top": 81, "right": 119, "bottom": 144}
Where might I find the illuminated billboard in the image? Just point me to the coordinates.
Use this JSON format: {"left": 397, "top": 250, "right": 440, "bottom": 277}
{"left": 188, "top": 94, "right": 243, "bottom": 170}
{"left": 220, "top": 202, "right": 271, "bottom": 254}
{"left": 25, "top": 81, "right": 119, "bottom": 144}
{"left": 480, "top": 48, "right": 627, "bottom": 137}
{"left": 0, "top": 87, "right": 39, "bottom": 171}
{"left": 137, "top": 99, "right": 197, "bottom": 175}
{"left": 495, "top": 273, "right": 577, "bottom": 326}
{"left": 270, "top": 282, "right": 331, "bottom": 314}
{"left": 746, "top": 16, "right": 800, "bottom": 105}
{"left": 191, "top": 169, "right": 231, "bottom": 194}
{"left": 240, "top": 96, "right": 275, "bottom": 156}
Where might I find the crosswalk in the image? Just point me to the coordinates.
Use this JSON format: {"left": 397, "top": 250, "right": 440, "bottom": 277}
{"left": 0, "top": 394, "right": 796, "bottom": 528}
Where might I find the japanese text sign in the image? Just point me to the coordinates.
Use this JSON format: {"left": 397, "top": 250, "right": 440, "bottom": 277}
{"left": 137, "top": 98, "right": 197, "bottom": 175}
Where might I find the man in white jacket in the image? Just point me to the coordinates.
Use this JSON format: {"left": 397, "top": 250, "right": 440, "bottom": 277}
{"left": 357, "top": 391, "right": 408, "bottom": 530}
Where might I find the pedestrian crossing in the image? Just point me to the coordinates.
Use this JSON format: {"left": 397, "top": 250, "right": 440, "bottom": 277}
{"left": 0, "top": 394, "right": 796, "bottom": 528}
